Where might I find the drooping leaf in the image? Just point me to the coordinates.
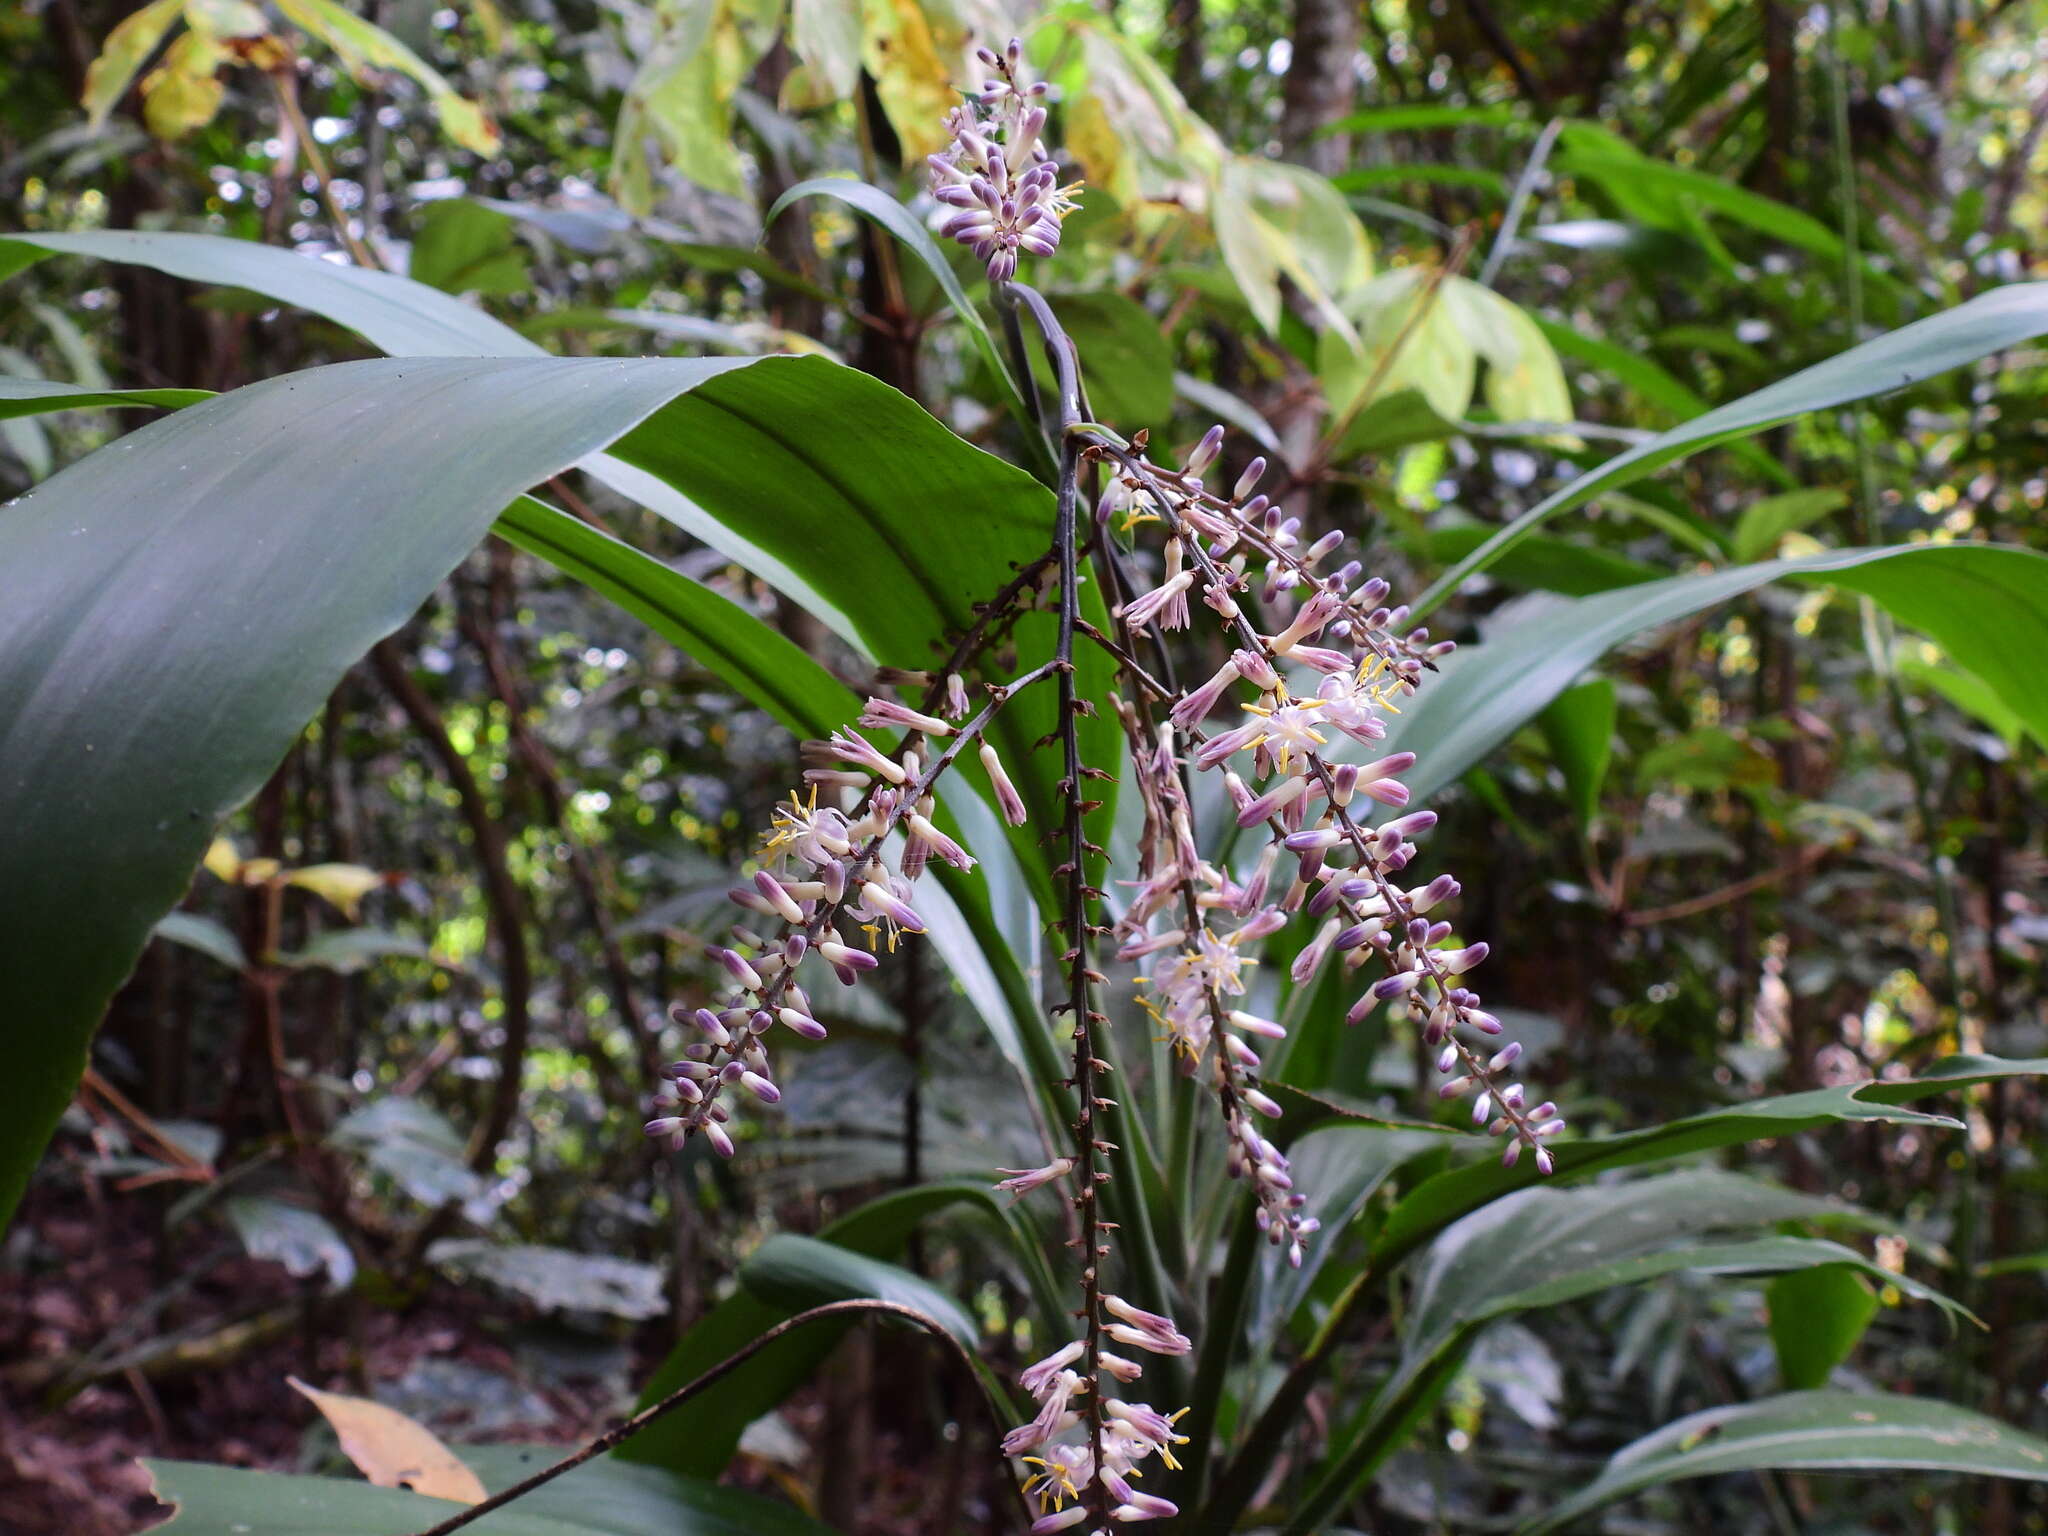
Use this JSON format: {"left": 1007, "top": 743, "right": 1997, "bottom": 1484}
{"left": 740, "top": 1234, "right": 978, "bottom": 1348}
{"left": 456, "top": 1448, "right": 838, "bottom": 1536}
{"left": 1537, "top": 676, "right": 1617, "bottom": 829}
{"left": 1368, "top": 1056, "right": 2048, "bottom": 1272}
{"left": 1521, "top": 1392, "right": 2048, "bottom": 1535}
{"left": 153, "top": 911, "right": 248, "bottom": 972}
{"left": 1769, "top": 1264, "right": 1881, "bottom": 1389}
{"left": 331, "top": 1097, "right": 486, "bottom": 1209}
{"left": 1281, "top": 1174, "right": 1967, "bottom": 1534}
{"left": 408, "top": 199, "right": 529, "bottom": 296}
{"left": 1418, "top": 282, "right": 2048, "bottom": 612}
{"left": 80, "top": 0, "right": 186, "bottom": 126}
{"left": 1384, "top": 544, "right": 2048, "bottom": 809}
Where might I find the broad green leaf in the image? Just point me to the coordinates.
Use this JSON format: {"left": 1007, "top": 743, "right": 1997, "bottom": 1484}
{"left": 1044, "top": 291, "right": 1174, "bottom": 425}
{"left": 1385, "top": 544, "right": 2048, "bottom": 809}
{"left": 1369, "top": 1056, "right": 2048, "bottom": 1273}
{"left": 1284, "top": 1174, "right": 1966, "bottom": 1534}
{"left": 1522, "top": 1391, "right": 2048, "bottom": 1534}
{"left": 0, "top": 375, "right": 213, "bottom": 419}
{"left": 279, "top": 927, "right": 438, "bottom": 973}
{"left": 1325, "top": 104, "right": 1524, "bottom": 136}
{"left": 494, "top": 496, "right": 858, "bottom": 740}
{"left": 1731, "top": 487, "right": 1848, "bottom": 563}
{"left": 0, "top": 355, "right": 760, "bottom": 1230}
{"left": 81, "top": 0, "right": 186, "bottom": 126}
{"left": 331, "top": 1097, "right": 487, "bottom": 1208}
{"left": 143, "top": 1454, "right": 831, "bottom": 1535}
{"left": 1769, "top": 1264, "right": 1880, "bottom": 1389}
{"left": 1535, "top": 314, "right": 1792, "bottom": 492}
{"left": 741, "top": 1233, "right": 978, "bottom": 1347}
{"left": 1418, "top": 282, "right": 2048, "bottom": 613}
{"left": 0, "top": 229, "right": 541, "bottom": 356}
{"left": 622, "top": 1182, "right": 1033, "bottom": 1477}
{"left": 1537, "top": 677, "right": 1617, "bottom": 828}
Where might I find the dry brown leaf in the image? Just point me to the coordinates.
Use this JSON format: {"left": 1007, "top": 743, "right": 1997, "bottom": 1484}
{"left": 287, "top": 1376, "right": 487, "bottom": 1503}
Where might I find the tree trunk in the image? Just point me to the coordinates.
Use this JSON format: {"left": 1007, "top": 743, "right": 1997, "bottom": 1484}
{"left": 1279, "top": 0, "right": 1360, "bottom": 178}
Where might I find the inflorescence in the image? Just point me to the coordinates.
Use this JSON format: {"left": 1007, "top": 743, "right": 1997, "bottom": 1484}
{"left": 646, "top": 38, "right": 1560, "bottom": 1532}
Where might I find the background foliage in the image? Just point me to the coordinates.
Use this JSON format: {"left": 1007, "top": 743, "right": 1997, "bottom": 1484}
{"left": 5, "top": 0, "right": 2048, "bottom": 1532}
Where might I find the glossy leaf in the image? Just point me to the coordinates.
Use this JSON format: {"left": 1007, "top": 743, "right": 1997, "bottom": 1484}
{"left": 1523, "top": 1392, "right": 2048, "bottom": 1534}
{"left": 1285, "top": 1174, "right": 1965, "bottom": 1534}
{"left": 741, "top": 1234, "right": 977, "bottom": 1348}
{"left": 1370, "top": 1056, "right": 2048, "bottom": 1272}
{"left": 1386, "top": 544, "right": 2048, "bottom": 809}
{"left": 1417, "top": 281, "right": 2048, "bottom": 613}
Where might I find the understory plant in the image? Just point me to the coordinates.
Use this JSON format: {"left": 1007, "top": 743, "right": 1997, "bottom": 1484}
{"left": 10, "top": 17, "right": 2048, "bottom": 1536}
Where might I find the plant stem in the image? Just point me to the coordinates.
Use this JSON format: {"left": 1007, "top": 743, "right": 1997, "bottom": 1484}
{"left": 268, "top": 62, "right": 375, "bottom": 270}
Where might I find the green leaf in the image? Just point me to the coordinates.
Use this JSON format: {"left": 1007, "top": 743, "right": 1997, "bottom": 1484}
{"left": 270, "top": 0, "right": 500, "bottom": 154}
{"left": 0, "top": 375, "right": 212, "bottom": 420}
{"left": 331, "top": 1097, "right": 487, "bottom": 1208}
{"left": 1521, "top": 1391, "right": 2048, "bottom": 1535}
{"left": 1044, "top": 290, "right": 1174, "bottom": 425}
{"left": 621, "top": 1182, "right": 1027, "bottom": 1478}
{"left": 763, "top": 178, "right": 1030, "bottom": 437}
{"left": 153, "top": 911, "right": 247, "bottom": 972}
{"left": 408, "top": 199, "right": 529, "bottom": 296}
{"left": 143, "top": 1454, "right": 832, "bottom": 1535}
{"left": 493, "top": 496, "right": 857, "bottom": 741}
{"left": 458, "top": 1449, "right": 837, "bottom": 1536}
{"left": 0, "top": 229, "right": 540, "bottom": 356}
{"left": 80, "top": 0, "right": 186, "bottom": 126}
{"left": 1731, "top": 487, "right": 1849, "bottom": 563}
{"left": 0, "top": 354, "right": 763, "bottom": 1232}
{"left": 1769, "top": 1264, "right": 1880, "bottom": 1389}
{"left": 1385, "top": 544, "right": 2048, "bottom": 809}
{"left": 741, "top": 1234, "right": 978, "bottom": 1348}
{"left": 1418, "top": 282, "right": 2048, "bottom": 614}
{"left": 1537, "top": 677, "right": 1616, "bottom": 828}
{"left": 1899, "top": 653, "right": 2032, "bottom": 751}
{"left": 1422, "top": 525, "right": 1660, "bottom": 596}
{"left": 1370, "top": 1056, "right": 2048, "bottom": 1273}
{"left": 1285, "top": 1174, "right": 1967, "bottom": 1534}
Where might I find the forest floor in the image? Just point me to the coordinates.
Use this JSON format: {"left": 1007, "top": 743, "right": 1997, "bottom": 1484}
{"left": 0, "top": 1184, "right": 621, "bottom": 1536}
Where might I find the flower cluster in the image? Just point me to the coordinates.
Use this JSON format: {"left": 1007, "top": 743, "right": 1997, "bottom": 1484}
{"left": 644, "top": 675, "right": 1035, "bottom": 1156}
{"left": 1006, "top": 1296, "right": 1192, "bottom": 1530}
{"left": 927, "top": 38, "right": 1078, "bottom": 282}
{"left": 1101, "top": 427, "right": 1567, "bottom": 1176}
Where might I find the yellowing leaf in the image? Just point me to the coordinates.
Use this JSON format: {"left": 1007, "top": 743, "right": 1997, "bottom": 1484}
{"left": 202, "top": 836, "right": 243, "bottom": 883}
{"left": 860, "top": 0, "right": 957, "bottom": 163}
{"left": 82, "top": 0, "right": 187, "bottom": 127}
{"left": 285, "top": 862, "right": 383, "bottom": 919}
{"left": 791, "top": 0, "right": 859, "bottom": 99}
{"left": 183, "top": 0, "right": 269, "bottom": 41}
{"left": 140, "top": 32, "right": 229, "bottom": 139}
{"left": 288, "top": 1378, "right": 487, "bottom": 1503}
{"left": 270, "top": 0, "right": 500, "bottom": 155}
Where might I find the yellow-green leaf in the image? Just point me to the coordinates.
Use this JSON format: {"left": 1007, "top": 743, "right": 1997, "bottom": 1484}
{"left": 81, "top": 0, "right": 187, "bottom": 126}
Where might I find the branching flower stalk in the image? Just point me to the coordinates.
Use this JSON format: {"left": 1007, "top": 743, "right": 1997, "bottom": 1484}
{"left": 642, "top": 38, "right": 1564, "bottom": 1530}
